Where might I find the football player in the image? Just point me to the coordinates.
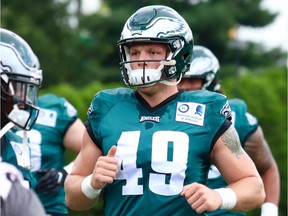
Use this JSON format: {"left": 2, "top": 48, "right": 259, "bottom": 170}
{"left": 15, "top": 93, "right": 84, "bottom": 216}
{"left": 178, "top": 45, "right": 280, "bottom": 216}
{"left": 1, "top": 28, "right": 42, "bottom": 189}
{"left": 65, "top": 5, "right": 265, "bottom": 215}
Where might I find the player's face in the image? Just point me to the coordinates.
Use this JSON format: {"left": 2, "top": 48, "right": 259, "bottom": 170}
{"left": 13, "top": 81, "right": 37, "bottom": 106}
{"left": 1, "top": 79, "right": 13, "bottom": 127}
{"left": 178, "top": 78, "right": 204, "bottom": 91}
{"left": 129, "top": 43, "right": 167, "bottom": 70}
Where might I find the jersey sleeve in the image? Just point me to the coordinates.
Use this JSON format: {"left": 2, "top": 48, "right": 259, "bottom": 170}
{"left": 57, "top": 96, "right": 78, "bottom": 135}
{"left": 86, "top": 88, "right": 132, "bottom": 148}
{"left": 86, "top": 91, "right": 108, "bottom": 146}
{"left": 229, "top": 98, "right": 258, "bottom": 145}
{"left": 38, "top": 94, "right": 78, "bottom": 136}
{"left": 207, "top": 92, "right": 233, "bottom": 150}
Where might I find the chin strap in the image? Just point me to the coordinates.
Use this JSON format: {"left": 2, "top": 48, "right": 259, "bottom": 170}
{"left": 23, "top": 130, "right": 31, "bottom": 167}
{"left": 159, "top": 59, "right": 183, "bottom": 86}
{"left": 160, "top": 59, "right": 176, "bottom": 66}
{"left": 160, "top": 73, "right": 183, "bottom": 86}
{"left": 0, "top": 122, "right": 15, "bottom": 138}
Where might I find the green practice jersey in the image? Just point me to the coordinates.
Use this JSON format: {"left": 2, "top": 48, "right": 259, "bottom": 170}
{"left": 86, "top": 87, "right": 232, "bottom": 216}
{"left": 1, "top": 130, "right": 37, "bottom": 189}
{"left": 206, "top": 98, "right": 258, "bottom": 216}
{"left": 16, "top": 93, "right": 78, "bottom": 214}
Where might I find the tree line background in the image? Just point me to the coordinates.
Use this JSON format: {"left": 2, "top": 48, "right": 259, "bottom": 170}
{"left": 2, "top": 0, "right": 287, "bottom": 215}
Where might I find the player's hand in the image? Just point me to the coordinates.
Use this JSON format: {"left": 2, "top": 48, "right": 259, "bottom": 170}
{"left": 35, "top": 168, "right": 68, "bottom": 193}
{"left": 91, "top": 145, "right": 118, "bottom": 189}
{"left": 181, "top": 182, "right": 222, "bottom": 214}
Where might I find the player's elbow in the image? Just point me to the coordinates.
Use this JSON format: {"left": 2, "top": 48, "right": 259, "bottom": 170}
{"left": 256, "top": 181, "right": 266, "bottom": 207}
{"left": 64, "top": 178, "right": 79, "bottom": 210}
{"left": 64, "top": 178, "right": 97, "bottom": 211}
{"left": 243, "top": 177, "right": 266, "bottom": 210}
{"left": 65, "top": 192, "right": 89, "bottom": 211}
{"left": 65, "top": 194, "right": 75, "bottom": 210}
{"left": 250, "top": 176, "right": 266, "bottom": 208}
{"left": 64, "top": 187, "right": 76, "bottom": 210}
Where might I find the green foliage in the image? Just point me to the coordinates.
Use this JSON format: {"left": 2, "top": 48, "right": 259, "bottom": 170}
{"left": 2, "top": 0, "right": 284, "bottom": 88}
{"left": 1, "top": 0, "right": 79, "bottom": 88}
{"left": 222, "top": 67, "right": 287, "bottom": 216}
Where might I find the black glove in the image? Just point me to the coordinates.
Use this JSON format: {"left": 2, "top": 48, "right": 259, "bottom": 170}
{"left": 35, "top": 168, "right": 67, "bottom": 193}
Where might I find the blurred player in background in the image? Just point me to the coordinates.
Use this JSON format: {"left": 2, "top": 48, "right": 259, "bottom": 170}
{"left": 0, "top": 28, "right": 42, "bottom": 189}
{"left": 16, "top": 93, "right": 85, "bottom": 216}
{"left": 178, "top": 45, "right": 280, "bottom": 216}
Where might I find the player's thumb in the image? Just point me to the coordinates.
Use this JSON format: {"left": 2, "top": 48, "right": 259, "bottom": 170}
{"left": 107, "top": 145, "right": 117, "bottom": 157}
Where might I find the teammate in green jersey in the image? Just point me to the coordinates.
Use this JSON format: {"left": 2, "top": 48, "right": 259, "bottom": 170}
{"left": 0, "top": 28, "right": 42, "bottom": 188}
{"left": 0, "top": 28, "right": 45, "bottom": 215}
{"left": 65, "top": 5, "right": 265, "bottom": 215}
{"left": 16, "top": 93, "right": 85, "bottom": 216}
{"left": 178, "top": 45, "right": 280, "bottom": 216}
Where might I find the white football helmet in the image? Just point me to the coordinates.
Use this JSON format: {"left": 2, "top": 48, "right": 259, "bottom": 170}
{"left": 184, "top": 45, "right": 220, "bottom": 91}
{"left": 117, "top": 5, "right": 193, "bottom": 87}
{"left": 1, "top": 28, "right": 42, "bottom": 130}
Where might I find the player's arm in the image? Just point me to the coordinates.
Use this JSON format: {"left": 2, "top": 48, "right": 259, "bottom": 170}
{"left": 244, "top": 126, "right": 280, "bottom": 215}
{"left": 181, "top": 125, "right": 265, "bottom": 214}
{"left": 35, "top": 118, "right": 85, "bottom": 194}
{"left": 64, "top": 129, "right": 118, "bottom": 211}
{"left": 211, "top": 125, "right": 265, "bottom": 211}
{"left": 63, "top": 118, "right": 85, "bottom": 153}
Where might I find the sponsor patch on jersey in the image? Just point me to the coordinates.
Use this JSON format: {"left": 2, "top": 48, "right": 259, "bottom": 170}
{"left": 175, "top": 102, "right": 206, "bottom": 126}
{"left": 36, "top": 108, "right": 57, "bottom": 127}
{"left": 139, "top": 116, "right": 160, "bottom": 123}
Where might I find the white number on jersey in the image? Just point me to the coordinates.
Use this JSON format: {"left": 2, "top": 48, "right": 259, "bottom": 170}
{"left": 115, "top": 131, "right": 189, "bottom": 196}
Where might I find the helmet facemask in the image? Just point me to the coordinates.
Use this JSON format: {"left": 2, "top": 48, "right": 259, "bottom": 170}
{"left": 119, "top": 40, "right": 177, "bottom": 87}
{"left": 123, "top": 60, "right": 164, "bottom": 87}
{"left": 1, "top": 72, "right": 40, "bottom": 130}
{"left": 118, "top": 38, "right": 190, "bottom": 87}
